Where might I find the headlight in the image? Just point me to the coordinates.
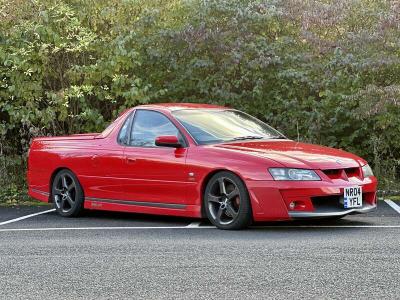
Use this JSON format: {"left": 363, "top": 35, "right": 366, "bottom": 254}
{"left": 269, "top": 168, "right": 321, "bottom": 181}
{"left": 362, "top": 164, "right": 374, "bottom": 177}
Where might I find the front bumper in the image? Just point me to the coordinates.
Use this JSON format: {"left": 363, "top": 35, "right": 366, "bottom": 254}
{"left": 288, "top": 204, "right": 376, "bottom": 219}
{"left": 246, "top": 176, "right": 378, "bottom": 222}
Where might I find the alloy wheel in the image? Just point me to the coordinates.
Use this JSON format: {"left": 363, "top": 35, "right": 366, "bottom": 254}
{"left": 53, "top": 173, "right": 77, "bottom": 213}
{"left": 207, "top": 177, "right": 241, "bottom": 225}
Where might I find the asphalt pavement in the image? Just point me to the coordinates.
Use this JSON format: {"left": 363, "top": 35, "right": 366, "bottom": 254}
{"left": 0, "top": 201, "right": 400, "bottom": 299}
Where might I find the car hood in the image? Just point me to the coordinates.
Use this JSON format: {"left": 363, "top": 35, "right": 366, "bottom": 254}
{"left": 213, "top": 140, "right": 365, "bottom": 169}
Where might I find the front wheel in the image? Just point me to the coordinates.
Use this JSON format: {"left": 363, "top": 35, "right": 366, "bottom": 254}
{"left": 204, "top": 171, "right": 252, "bottom": 230}
{"left": 52, "top": 169, "right": 84, "bottom": 217}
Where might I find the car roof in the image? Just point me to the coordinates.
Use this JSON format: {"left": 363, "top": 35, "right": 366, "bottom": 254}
{"left": 135, "top": 103, "right": 226, "bottom": 111}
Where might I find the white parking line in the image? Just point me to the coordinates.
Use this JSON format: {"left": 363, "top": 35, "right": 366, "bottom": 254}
{"left": 251, "top": 225, "right": 400, "bottom": 229}
{"left": 0, "top": 225, "right": 215, "bottom": 232}
{"left": 186, "top": 221, "right": 201, "bottom": 228}
{"left": 0, "top": 209, "right": 56, "bottom": 226}
{"left": 1, "top": 224, "right": 400, "bottom": 233}
{"left": 384, "top": 200, "right": 400, "bottom": 215}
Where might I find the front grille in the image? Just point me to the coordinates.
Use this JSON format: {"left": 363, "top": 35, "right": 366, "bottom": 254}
{"left": 322, "top": 167, "right": 361, "bottom": 180}
{"left": 344, "top": 167, "right": 361, "bottom": 178}
{"left": 322, "top": 169, "right": 342, "bottom": 179}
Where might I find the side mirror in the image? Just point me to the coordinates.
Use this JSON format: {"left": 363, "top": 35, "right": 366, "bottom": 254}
{"left": 155, "top": 135, "right": 183, "bottom": 148}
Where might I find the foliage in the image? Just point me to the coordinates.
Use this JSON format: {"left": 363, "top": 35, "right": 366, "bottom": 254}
{"left": 1, "top": 0, "right": 400, "bottom": 203}
{"left": 0, "top": 155, "right": 29, "bottom": 205}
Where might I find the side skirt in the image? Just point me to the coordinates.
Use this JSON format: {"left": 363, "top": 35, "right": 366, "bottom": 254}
{"left": 84, "top": 197, "right": 201, "bottom": 218}
{"left": 86, "top": 197, "right": 186, "bottom": 209}
{"left": 29, "top": 188, "right": 50, "bottom": 203}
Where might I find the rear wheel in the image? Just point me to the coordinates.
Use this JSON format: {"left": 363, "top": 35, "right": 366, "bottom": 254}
{"left": 52, "top": 170, "right": 84, "bottom": 217}
{"left": 204, "top": 171, "right": 252, "bottom": 230}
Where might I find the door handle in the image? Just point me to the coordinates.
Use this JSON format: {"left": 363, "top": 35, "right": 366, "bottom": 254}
{"left": 126, "top": 157, "right": 136, "bottom": 164}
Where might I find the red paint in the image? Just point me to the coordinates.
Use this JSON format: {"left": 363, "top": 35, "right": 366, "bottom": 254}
{"left": 155, "top": 135, "right": 182, "bottom": 148}
{"left": 27, "top": 103, "right": 378, "bottom": 221}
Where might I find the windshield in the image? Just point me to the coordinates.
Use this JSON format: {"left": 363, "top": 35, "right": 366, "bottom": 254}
{"left": 172, "top": 109, "right": 285, "bottom": 145}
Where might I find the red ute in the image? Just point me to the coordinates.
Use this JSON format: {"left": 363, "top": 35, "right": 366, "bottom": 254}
{"left": 27, "top": 103, "right": 378, "bottom": 229}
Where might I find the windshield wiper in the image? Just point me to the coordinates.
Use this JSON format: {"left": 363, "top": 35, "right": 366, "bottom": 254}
{"left": 230, "top": 136, "right": 264, "bottom": 141}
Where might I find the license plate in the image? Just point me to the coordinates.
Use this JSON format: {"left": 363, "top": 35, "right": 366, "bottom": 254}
{"left": 344, "top": 186, "right": 362, "bottom": 208}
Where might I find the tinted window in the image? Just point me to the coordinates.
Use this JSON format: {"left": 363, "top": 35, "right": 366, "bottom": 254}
{"left": 129, "top": 110, "right": 179, "bottom": 147}
{"left": 117, "top": 113, "right": 133, "bottom": 144}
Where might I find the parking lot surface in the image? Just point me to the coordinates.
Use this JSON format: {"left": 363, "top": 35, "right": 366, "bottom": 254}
{"left": 0, "top": 201, "right": 399, "bottom": 299}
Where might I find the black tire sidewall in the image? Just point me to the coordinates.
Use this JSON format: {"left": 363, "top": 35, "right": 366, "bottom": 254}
{"left": 52, "top": 170, "right": 84, "bottom": 217}
{"left": 204, "top": 171, "right": 252, "bottom": 230}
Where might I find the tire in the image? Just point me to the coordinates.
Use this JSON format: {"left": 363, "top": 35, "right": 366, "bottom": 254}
{"left": 204, "top": 171, "right": 252, "bottom": 230}
{"left": 51, "top": 169, "right": 84, "bottom": 217}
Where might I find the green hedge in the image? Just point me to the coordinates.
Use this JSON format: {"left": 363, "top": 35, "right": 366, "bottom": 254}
{"left": 1, "top": 0, "right": 400, "bottom": 201}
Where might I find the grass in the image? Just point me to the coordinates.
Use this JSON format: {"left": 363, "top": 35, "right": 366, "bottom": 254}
{"left": 0, "top": 198, "right": 51, "bottom": 207}
{"left": 384, "top": 195, "right": 400, "bottom": 202}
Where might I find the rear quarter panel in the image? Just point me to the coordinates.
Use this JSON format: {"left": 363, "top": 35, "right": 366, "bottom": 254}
{"left": 27, "top": 110, "right": 131, "bottom": 202}
{"left": 28, "top": 138, "right": 99, "bottom": 201}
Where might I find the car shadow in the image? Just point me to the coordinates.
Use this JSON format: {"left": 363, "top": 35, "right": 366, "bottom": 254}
{"left": 197, "top": 216, "right": 376, "bottom": 228}
{"left": 252, "top": 218, "right": 374, "bottom": 227}
{"left": 80, "top": 209, "right": 376, "bottom": 228}
{"left": 81, "top": 209, "right": 195, "bottom": 225}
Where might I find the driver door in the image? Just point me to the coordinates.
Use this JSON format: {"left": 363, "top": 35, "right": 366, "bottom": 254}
{"left": 121, "top": 109, "right": 189, "bottom": 205}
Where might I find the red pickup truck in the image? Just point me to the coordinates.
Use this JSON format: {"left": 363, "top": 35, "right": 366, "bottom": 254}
{"left": 28, "top": 103, "right": 377, "bottom": 229}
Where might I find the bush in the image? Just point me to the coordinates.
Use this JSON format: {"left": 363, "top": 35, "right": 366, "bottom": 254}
{"left": 0, "top": 155, "right": 30, "bottom": 205}
{"left": 1, "top": 0, "right": 400, "bottom": 203}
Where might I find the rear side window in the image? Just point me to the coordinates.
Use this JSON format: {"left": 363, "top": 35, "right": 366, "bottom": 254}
{"left": 129, "top": 110, "right": 179, "bottom": 147}
{"left": 117, "top": 113, "right": 133, "bottom": 145}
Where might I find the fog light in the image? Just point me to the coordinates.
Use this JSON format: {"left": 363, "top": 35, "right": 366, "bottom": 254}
{"left": 289, "top": 200, "right": 307, "bottom": 210}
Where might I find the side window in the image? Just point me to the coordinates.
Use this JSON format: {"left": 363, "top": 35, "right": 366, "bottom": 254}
{"left": 117, "top": 113, "right": 133, "bottom": 145}
{"left": 129, "top": 110, "right": 179, "bottom": 147}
